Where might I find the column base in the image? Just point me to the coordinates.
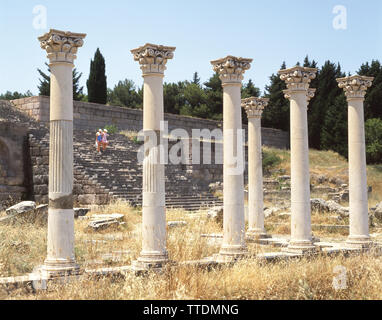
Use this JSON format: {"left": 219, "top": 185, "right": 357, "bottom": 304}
{"left": 131, "top": 251, "right": 169, "bottom": 272}
{"left": 246, "top": 229, "right": 271, "bottom": 240}
{"left": 214, "top": 245, "right": 249, "bottom": 263}
{"left": 282, "top": 240, "right": 317, "bottom": 255}
{"left": 37, "top": 259, "right": 80, "bottom": 279}
{"left": 346, "top": 235, "right": 372, "bottom": 249}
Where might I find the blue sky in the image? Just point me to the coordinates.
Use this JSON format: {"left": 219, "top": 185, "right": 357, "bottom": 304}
{"left": 0, "top": 0, "right": 381, "bottom": 95}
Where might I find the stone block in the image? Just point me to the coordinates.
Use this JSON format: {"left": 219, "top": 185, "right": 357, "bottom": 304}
{"left": 78, "top": 194, "right": 96, "bottom": 205}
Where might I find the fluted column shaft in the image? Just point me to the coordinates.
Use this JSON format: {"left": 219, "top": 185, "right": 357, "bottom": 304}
{"left": 289, "top": 91, "right": 312, "bottom": 247}
{"left": 221, "top": 83, "right": 246, "bottom": 257}
{"left": 45, "top": 63, "right": 77, "bottom": 273}
{"left": 348, "top": 98, "right": 369, "bottom": 243}
{"left": 248, "top": 116, "right": 263, "bottom": 234}
{"left": 279, "top": 66, "right": 317, "bottom": 254}
{"left": 131, "top": 43, "right": 175, "bottom": 270}
{"left": 211, "top": 56, "right": 252, "bottom": 262}
{"left": 38, "top": 29, "right": 86, "bottom": 277}
{"left": 140, "top": 73, "right": 168, "bottom": 265}
{"left": 337, "top": 75, "right": 374, "bottom": 248}
{"left": 242, "top": 97, "right": 269, "bottom": 238}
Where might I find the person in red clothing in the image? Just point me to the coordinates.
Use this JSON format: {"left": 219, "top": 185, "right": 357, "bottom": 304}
{"left": 102, "top": 129, "right": 109, "bottom": 152}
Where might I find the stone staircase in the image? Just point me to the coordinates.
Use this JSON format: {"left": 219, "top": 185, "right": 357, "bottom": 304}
{"left": 35, "top": 129, "right": 223, "bottom": 211}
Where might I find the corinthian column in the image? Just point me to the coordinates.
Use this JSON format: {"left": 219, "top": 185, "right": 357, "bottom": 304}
{"left": 279, "top": 66, "right": 317, "bottom": 254}
{"left": 211, "top": 56, "right": 252, "bottom": 262}
{"left": 38, "top": 29, "right": 86, "bottom": 277}
{"left": 337, "top": 75, "right": 374, "bottom": 248}
{"left": 131, "top": 43, "right": 175, "bottom": 270}
{"left": 242, "top": 97, "right": 270, "bottom": 239}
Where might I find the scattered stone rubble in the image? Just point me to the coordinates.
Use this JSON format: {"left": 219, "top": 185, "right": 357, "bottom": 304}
{"left": 2, "top": 201, "right": 90, "bottom": 224}
{"left": 87, "top": 213, "right": 125, "bottom": 231}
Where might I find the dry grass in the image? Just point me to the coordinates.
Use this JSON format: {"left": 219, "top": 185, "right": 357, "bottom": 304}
{"left": 1, "top": 148, "right": 382, "bottom": 299}
{"left": 119, "top": 130, "right": 139, "bottom": 141}
{"left": 4, "top": 254, "right": 382, "bottom": 300}
{"left": 2, "top": 200, "right": 382, "bottom": 300}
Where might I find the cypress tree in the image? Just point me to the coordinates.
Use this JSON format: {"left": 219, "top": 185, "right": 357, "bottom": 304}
{"left": 87, "top": 48, "right": 107, "bottom": 104}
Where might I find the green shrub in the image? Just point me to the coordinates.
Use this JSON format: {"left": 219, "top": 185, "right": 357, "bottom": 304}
{"left": 104, "top": 124, "right": 118, "bottom": 135}
{"left": 365, "top": 118, "right": 382, "bottom": 164}
{"left": 262, "top": 149, "right": 282, "bottom": 173}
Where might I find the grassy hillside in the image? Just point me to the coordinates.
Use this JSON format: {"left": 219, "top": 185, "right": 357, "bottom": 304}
{"left": 263, "top": 147, "right": 382, "bottom": 206}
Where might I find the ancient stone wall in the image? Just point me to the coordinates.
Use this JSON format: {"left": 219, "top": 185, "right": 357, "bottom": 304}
{"left": 0, "top": 116, "right": 28, "bottom": 209}
{"left": 28, "top": 134, "right": 110, "bottom": 206}
{"left": 12, "top": 96, "right": 290, "bottom": 149}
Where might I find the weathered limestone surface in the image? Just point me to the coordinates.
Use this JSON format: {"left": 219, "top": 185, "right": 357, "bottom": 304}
{"left": 211, "top": 56, "right": 252, "bottom": 262}
{"left": 131, "top": 43, "right": 176, "bottom": 270}
{"left": 279, "top": 66, "right": 317, "bottom": 253}
{"left": 0, "top": 101, "right": 29, "bottom": 208}
{"left": 38, "top": 29, "right": 86, "bottom": 278}
{"left": 242, "top": 97, "right": 270, "bottom": 239}
{"left": 337, "top": 75, "right": 374, "bottom": 248}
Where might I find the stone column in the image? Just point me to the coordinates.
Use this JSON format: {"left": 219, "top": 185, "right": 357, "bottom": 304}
{"left": 242, "top": 97, "right": 270, "bottom": 239}
{"left": 211, "top": 56, "right": 252, "bottom": 262}
{"left": 279, "top": 66, "right": 317, "bottom": 254}
{"left": 337, "top": 75, "right": 374, "bottom": 248}
{"left": 38, "top": 29, "right": 86, "bottom": 277}
{"left": 131, "top": 43, "right": 175, "bottom": 270}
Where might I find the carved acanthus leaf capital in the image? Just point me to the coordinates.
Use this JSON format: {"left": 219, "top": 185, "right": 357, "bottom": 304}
{"left": 38, "top": 29, "right": 86, "bottom": 64}
{"left": 283, "top": 88, "right": 316, "bottom": 104}
{"left": 131, "top": 43, "right": 176, "bottom": 75}
{"left": 279, "top": 66, "right": 317, "bottom": 91}
{"left": 211, "top": 56, "right": 252, "bottom": 84}
{"left": 337, "top": 75, "right": 374, "bottom": 100}
{"left": 241, "top": 97, "right": 269, "bottom": 118}
{"left": 307, "top": 88, "right": 316, "bottom": 102}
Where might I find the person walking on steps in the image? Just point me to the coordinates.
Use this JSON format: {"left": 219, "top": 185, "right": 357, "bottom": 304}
{"left": 96, "top": 129, "right": 103, "bottom": 154}
{"left": 102, "top": 129, "right": 109, "bottom": 152}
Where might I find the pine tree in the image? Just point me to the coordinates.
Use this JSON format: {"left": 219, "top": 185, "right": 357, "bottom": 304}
{"left": 321, "top": 94, "right": 348, "bottom": 157}
{"left": 263, "top": 62, "right": 289, "bottom": 131}
{"left": 203, "top": 72, "right": 223, "bottom": 120}
{"left": 37, "top": 62, "right": 84, "bottom": 100}
{"left": 107, "top": 79, "right": 142, "bottom": 109}
{"left": 87, "top": 48, "right": 107, "bottom": 104}
{"left": 241, "top": 79, "right": 261, "bottom": 98}
{"left": 358, "top": 60, "right": 382, "bottom": 120}
{"left": 0, "top": 90, "right": 33, "bottom": 100}
{"left": 37, "top": 63, "right": 50, "bottom": 96}
{"left": 308, "top": 61, "right": 344, "bottom": 149}
{"left": 180, "top": 81, "right": 208, "bottom": 118}
{"left": 163, "top": 81, "right": 186, "bottom": 114}
{"left": 303, "top": 55, "right": 318, "bottom": 68}
{"left": 72, "top": 68, "right": 85, "bottom": 101}
{"left": 192, "top": 72, "right": 201, "bottom": 86}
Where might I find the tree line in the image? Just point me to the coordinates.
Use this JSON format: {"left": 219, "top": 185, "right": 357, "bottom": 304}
{"left": 1, "top": 49, "right": 381, "bottom": 163}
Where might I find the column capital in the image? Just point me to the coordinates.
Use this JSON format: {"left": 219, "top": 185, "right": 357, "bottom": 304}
{"left": 279, "top": 66, "right": 317, "bottom": 92}
{"left": 337, "top": 75, "right": 374, "bottom": 100}
{"left": 241, "top": 97, "right": 269, "bottom": 118}
{"left": 38, "top": 29, "right": 86, "bottom": 65}
{"left": 211, "top": 56, "right": 252, "bottom": 85}
{"left": 284, "top": 88, "right": 316, "bottom": 103}
{"left": 131, "top": 43, "right": 176, "bottom": 76}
